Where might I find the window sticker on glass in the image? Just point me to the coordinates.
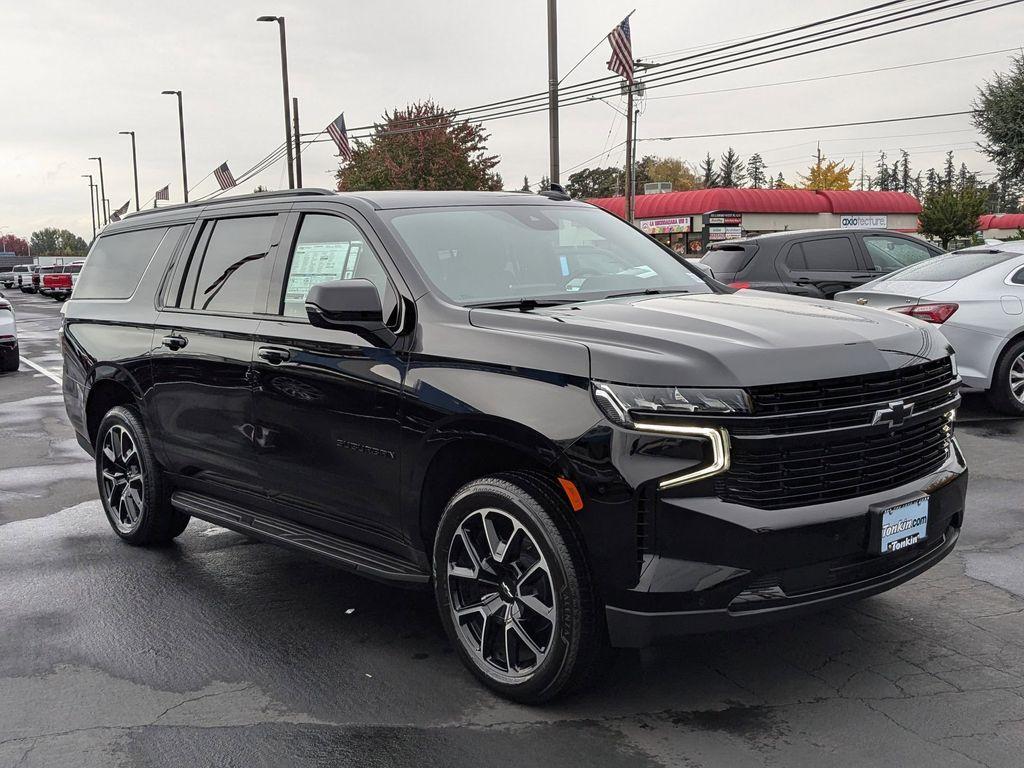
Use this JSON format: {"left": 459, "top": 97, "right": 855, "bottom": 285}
{"left": 284, "top": 241, "right": 353, "bottom": 305}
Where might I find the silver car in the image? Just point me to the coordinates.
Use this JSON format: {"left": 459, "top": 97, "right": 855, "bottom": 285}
{"left": 836, "top": 241, "right": 1024, "bottom": 415}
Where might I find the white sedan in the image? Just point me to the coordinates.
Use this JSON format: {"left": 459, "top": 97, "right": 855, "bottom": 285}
{"left": 0, "top": 292, "right": 19, "bottom": 372}
{"left": 836, "top": 241, "right": 1024, "bottom": 415}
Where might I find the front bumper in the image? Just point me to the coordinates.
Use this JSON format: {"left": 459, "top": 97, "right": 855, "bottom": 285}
{"left": 604, "top": 446, "right": 967, "bottom": 648}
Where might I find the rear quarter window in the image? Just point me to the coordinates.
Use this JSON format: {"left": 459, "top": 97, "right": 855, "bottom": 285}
{"left": 701, "top": 245, "right": 757, "bottom": 274}
{"left": 73, "top": 227, "right": 170, "bottom": 299}
{"left": 884, "top": 251, "right": 1020, "bottom": 282}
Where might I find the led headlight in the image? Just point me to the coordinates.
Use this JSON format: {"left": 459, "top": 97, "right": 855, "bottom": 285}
{"left": 592, "top": 382, "right": 751, "bottom": 428}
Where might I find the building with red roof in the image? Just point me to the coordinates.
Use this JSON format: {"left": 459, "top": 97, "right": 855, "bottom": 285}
{"left": 978, "top": 213, "right": 1024, "bottom": 239}
{"left": 587, "top": 188, "right": 923, "bottom": 254}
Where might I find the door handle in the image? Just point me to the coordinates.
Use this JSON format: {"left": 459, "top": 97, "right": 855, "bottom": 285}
{"left": 257, "top": 346, "right": 291, "bottom": 364}
{"left": 161, "top": 334, "right": 187, "bottom": 351}
{"left": 793, "top": 277, "right": 812, "bottom": 285}
{"left": 851, "top": 274, "right": 874, "bottom": 279}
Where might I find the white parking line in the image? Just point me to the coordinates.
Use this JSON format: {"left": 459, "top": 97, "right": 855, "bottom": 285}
{"left": 20, "top": 356, "right": 63, "bottom": 384}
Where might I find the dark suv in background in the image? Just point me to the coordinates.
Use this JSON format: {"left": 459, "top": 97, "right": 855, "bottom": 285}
{"left": 699, "top": 228, "right": 943, "bottom": 298}
{"left": 61, "top": 189, "right": 966, "bottom": 702}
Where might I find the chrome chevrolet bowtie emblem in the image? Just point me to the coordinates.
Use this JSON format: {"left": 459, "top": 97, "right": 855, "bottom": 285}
{"left": 872, "top": 399, "right": 914, "bottom": 428}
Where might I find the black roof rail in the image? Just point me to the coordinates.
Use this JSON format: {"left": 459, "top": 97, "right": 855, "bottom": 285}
{"left": 121, "top": 188, "right": 337, "bottom": 220}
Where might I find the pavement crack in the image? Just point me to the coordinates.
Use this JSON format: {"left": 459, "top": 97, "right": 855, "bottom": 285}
{"left": 149, "top": 683, "right": 257, "bottom": 724}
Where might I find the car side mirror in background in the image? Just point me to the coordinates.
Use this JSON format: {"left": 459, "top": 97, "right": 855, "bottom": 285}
{"left": 694, "top": 262, "right": 715, "bottom": 280}
{"left": 305, "top": 279, "right": 397, "bottom": 347}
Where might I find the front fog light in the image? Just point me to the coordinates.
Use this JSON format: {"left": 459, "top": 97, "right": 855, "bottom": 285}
{"left": 592, "top": 382, "right": 751, "bottom": 428}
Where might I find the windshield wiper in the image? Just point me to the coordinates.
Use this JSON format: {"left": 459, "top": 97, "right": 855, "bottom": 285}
{"left": 470, "top": 298, "right": 574, "bottom": 312}
{"left": 605, "top": 288, "right": 692, "bottom": 299}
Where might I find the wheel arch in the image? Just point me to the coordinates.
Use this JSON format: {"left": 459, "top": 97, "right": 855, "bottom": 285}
{"left": 411, "top": 417, "right": 583, "bottom": 560}
{"left": 85, "top": 365, "right": 145, "bottom": 448}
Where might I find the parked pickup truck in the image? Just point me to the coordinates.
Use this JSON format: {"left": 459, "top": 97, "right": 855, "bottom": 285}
{"left": 39, "top": 263, "right": 83, "bottom": 301}
{"left": 1, "top": 264, "right": 33, "bottom": 290}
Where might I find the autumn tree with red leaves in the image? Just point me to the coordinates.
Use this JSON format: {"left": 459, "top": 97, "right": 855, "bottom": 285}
{"left": 335, "top": 100, "right": 502, "bottom": 192}
{"left": 1, "top": 233, "right": 29, "bottom": 257}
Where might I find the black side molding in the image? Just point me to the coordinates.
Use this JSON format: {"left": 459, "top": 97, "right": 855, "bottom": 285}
{"left": 171, "top": 490, "right": 430, "bottom": 585}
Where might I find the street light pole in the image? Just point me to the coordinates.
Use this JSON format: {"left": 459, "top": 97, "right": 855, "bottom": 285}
{"left": 81, "top": 174, "right": 96, "bottom": 239}
{"left": 546, "top": 0, "right": 559, "bottom": 186}
{"left": 89, "top": 157, "right": 107, "bottom": 225}
{"left": 161, "top": 90, "right": 189, "bottom": 202}
{"left": 292, "top": 96, "right": 303, "bottom": 188}
{"left": 119, "top": 130, "right": 140, "bottom": 211}
{"left": 257, "top": 15, "right": 295, "bottom": 189}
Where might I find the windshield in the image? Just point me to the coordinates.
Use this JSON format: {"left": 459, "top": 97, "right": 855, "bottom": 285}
{"left": 383, "top": 205, "right": 710, "bottom": 305}
{"left": 879, "top": 250, "right": 1019, "bottom": 282}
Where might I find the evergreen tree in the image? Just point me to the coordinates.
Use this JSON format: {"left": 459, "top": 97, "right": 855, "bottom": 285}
{"left": 699, "top": 153, "right": 720, "bottom": 188}
{"left": 774, "top": 171, "right": 787, "bottom": 188}
{"left": 719, "top": 147, "right": 747, "bottom": 187}
{"left": 926, "top": 168, "right": 939, "bottom": 197}
{"left": 943, "top": 150, "right": 956, "bottom": 187}
{"left": 747, "top": 153, "right": 767, "bottom": 189}
{"left": 912, "top": 172, "right": 924, "bottom": 200}
{"left": 900, "top": 150, "right": 912, "bottom": 194}
{"left": 874, "top": 151, "right": 890, "bottom": 191}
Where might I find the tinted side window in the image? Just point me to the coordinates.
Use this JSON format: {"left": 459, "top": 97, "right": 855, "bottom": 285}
{"left": 73, "top": 227, "right": 168, "bottom": 299}
{"left": 796, "top": 238, "right": 858, "bottom": 271}
{"left": 864, "top": 235, "right": 934, "bottom": 271}
{"left": 1012, "top": 267, "right": 1024, "bottom": 285}
{"left": 184, "top": 216, "right": 277, "bottom": 313}
{"left": 279, "top": 214, "right": 398, "bottom": 324}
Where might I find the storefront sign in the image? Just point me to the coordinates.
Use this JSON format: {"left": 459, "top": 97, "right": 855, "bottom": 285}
{"left": 638, "top": 216, "right": 692, "bottom": 235}
{"left": 706, "top": 213, "right": 743, "bottom": 226}
{"left": 707, "top": 226, "right": 744, "bottom": 241}
{"left": 840, "top": 215, "right": 887, "bottom": 229}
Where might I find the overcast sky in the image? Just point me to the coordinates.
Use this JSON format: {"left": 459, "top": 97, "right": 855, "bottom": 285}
{"left": 3, "top": 0, "right": 1022, "bottom": 241}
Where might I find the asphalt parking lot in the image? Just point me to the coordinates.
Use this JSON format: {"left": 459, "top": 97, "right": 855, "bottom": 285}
{"left": 2, "top": 288, "right": 1023, "bottom": 768}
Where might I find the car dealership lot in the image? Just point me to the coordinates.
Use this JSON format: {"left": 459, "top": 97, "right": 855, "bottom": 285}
{"left": 2, "top": 289, "right": 1023, "bottom": 768}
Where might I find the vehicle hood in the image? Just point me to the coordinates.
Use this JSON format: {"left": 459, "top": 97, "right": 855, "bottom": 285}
{"left": 469, "top": 290, "right": 949, "bottom": 387}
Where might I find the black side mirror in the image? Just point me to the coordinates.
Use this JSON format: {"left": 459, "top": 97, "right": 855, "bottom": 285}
{"left": 305, "top": 279, "right": 397, "bottom": 347}
{"left": 694, "top": 262, "right": 715, "bottom": 280}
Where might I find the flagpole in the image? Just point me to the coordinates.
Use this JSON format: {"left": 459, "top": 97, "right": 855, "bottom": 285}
{"left": 625, "top": 83, "right": 633, "bottom": 224}
{"left": 292, "top": 97, "right": 303, "bottom": 188}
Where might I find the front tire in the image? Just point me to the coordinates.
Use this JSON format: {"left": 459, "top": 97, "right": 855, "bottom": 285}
{"left": 433, "top": 472, "right": 605, "bottom": 703}
{"left": 0, "top": 348, "right": 18, "bottom": 372}
{"left": 95, "top": 406, "right": 189, "bottom": 545}
{"left": 987, "top": 339, "right": 1024, "bottom": 416}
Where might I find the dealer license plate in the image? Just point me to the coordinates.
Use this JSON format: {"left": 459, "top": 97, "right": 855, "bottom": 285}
{"left": 877, "top": 497, "right": 929, "bottom": 554}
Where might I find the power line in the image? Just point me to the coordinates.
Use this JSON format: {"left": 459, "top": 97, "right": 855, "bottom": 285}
{"left": 317, "top": 0, "right": 1016, "bottom": 141}
{"left": 643, "top": 45, "right": 1021, "bottom": 101}
{"left": 337, "top": 0, "right": 936, "bottom": 133}
{"left": 642, "top": 110, "right": 974, "bottom": 142}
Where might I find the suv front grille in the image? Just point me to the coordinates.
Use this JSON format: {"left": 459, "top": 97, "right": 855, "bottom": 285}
{"left": 748, "top": 357, "right": 953, "bottom": 415}
{"left": 718, "top": 414, "right": 953, "bottom": 509}
{"left": 710, "top": 358, "right": 959, "bottom": 509}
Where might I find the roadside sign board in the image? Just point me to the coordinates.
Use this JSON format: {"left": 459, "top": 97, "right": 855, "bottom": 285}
{"left": 638, "top": 216, "right": 692, "bottom": 235}
{"left": 840, "top": 214, "right": 888, "bottom": 229}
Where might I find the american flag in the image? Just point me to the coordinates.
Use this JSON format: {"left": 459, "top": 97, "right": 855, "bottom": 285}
{"left": 327, "top": 113, "right": 353, "bottom": 162}
{"left": 109, "top": 200, "right": 130, "bottom": 222}
{"left": 606, "top": 16, "right": 634, "bottom": 83}
{"left": 214, "top": 162, "right": 236, "bottom": 190}
{"left": 155, "top": 185, "right": 170, "bottom": 201}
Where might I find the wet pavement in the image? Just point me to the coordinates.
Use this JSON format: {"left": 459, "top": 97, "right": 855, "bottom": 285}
{"left": 1, "top": 289, "right": 1023, "bottom": 767}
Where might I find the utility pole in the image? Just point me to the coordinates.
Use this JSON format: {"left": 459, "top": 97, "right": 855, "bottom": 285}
{"left": 81, "top": 174, "right": 96, "bottom": 239}
{"left": 624, "top": 83, "right": 633, "bottom": 224}
{"left": 546, "top": 0, "right": 559, "bottom": 186}
{"left": 162, "top": 91, "right": 189, "bottom": 202}
{"left": 119, "top": 131, "right": 140, "bottom": 211}
{"left": 257, "top": 16, "right": 295, "bottom": 189}
{"left": 93, "top": 182, "right": 102, "bottom": 230}
{"left": 89, "top": 157, "right": 107, "bottom": 224}
{"left": 292, "top": 96, "right": 303, "bottom": 188}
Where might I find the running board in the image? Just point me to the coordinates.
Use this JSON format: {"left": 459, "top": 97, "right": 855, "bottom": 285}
{"left": 171, "top": 490, "right": 430, "bottom": 585}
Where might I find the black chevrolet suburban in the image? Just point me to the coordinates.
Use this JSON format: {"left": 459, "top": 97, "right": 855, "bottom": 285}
{"left": 61, "top": 189, "right": 967, "bottom": 702}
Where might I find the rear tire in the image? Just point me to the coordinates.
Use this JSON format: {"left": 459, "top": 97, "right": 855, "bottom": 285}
{"left": 433, "top": 472, "right": 606, "bottom": 703}
{"left": 987, "top": 339, "right": 1024, "bottom": 416}
{"left": 95, "top": 406, "right": 189, "bottom": 545}
{"left": 0, "top": 348, "right": 18, "bottom": 372}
